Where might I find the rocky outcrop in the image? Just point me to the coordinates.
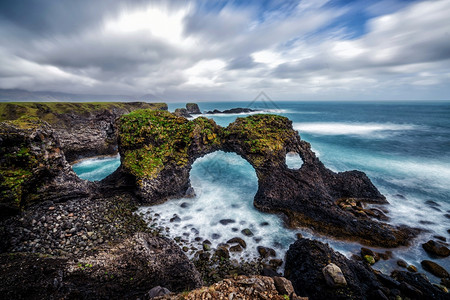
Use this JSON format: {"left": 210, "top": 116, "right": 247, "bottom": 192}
{"left": 117, "top": 110, "right": 222, "bottom": 203}
{"left": 0, "top": 233, "right": 202, "bottom": 299}
{"left": 174, "top": 108, "right": 191, "bottom": 118}
{"left": 186, "top": 103, "right": 201, "bottom": 114}
{"left": 284, "top": 238, "right": 448, "bottom": 300}
{"left": 204, "top": 107, "right": 257, "bottom": 114}
{"left": 116, "top": 111, "right": 418, "bottom": 247}
{"left": 0, "top": 118, "right": 90, "bottom": 218}
{"left": 0, "top": 102, "right": 168, "bottom": 162}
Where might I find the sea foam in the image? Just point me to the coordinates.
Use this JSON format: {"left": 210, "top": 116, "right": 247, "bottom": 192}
{"left": 293, "top": 122, "right": 417, "bottom": 137}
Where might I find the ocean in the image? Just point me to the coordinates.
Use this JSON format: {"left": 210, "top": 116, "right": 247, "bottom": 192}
{"left": 72, "top": 100, "right": 450, "bottom": 282}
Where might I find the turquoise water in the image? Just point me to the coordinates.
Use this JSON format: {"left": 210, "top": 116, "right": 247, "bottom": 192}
{"left": 71, "top": 155, "right": 120, "bottom": 181}
{"left": 73, "top": 101, "right": 450, "bottom": 280}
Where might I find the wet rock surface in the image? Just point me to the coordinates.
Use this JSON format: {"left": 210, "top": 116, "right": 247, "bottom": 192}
{"left": 284, "top": 238, "right": 448, "bottom": 300}
{"left": 422, "top": 240, "right": 450, "bottom": 257}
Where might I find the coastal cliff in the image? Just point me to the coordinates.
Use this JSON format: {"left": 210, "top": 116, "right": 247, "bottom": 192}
{"left": 0, "top": 102, "right": 167, "bottom": 162}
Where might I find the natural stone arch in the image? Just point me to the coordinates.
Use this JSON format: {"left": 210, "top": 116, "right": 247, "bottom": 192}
{"left": 113, "top": 109, "right": 419, "bottom": 247}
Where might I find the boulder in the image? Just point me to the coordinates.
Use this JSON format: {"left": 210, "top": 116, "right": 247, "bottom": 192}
{"left": 422, "top": 240, "right": 450, "bottom": 257}
{"left": 227, "top": 237, "right": 246, "bottom": 249}
{"left": 421, "top": 260, "right": 449, "bottom": 278}
{"left": 284, "top": 238, "right": 380, "bottom": 299}
{"left": 257, "top": 246, "right": 276, "bottom": 258}
{"left": 322, "top": 263, "right": 347, "bottom": 287}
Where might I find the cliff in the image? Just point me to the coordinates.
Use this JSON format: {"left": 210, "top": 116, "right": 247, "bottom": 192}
{"left": 0, "top": 102, "right": 167, "bottom": 162}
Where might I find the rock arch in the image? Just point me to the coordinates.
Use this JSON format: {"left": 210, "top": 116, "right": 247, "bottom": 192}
{"left": 114, "top": 109, "right": 419, "bottom": 247}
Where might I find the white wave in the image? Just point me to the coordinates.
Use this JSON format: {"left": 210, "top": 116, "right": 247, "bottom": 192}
{"left": 293, "top": 122, "right": 417, "bottom": 136}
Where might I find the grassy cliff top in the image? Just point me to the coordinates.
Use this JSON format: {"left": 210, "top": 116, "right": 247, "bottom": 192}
{"left": 119, "top": 109, "right": 221, "bottom": 181}
{"left": 0, "top": 102, "right": 168, "bottom": 124}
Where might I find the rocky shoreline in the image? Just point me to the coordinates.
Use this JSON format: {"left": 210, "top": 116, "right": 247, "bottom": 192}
{"left": 0, "top": 102, "right": 449, "bottom": 299}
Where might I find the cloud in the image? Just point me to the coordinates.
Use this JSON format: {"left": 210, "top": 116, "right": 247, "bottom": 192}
{"left": 0, "top": 0, "right": 448, "bottom": 100}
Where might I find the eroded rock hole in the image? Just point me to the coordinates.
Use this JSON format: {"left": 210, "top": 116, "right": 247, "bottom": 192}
{"left": 71, "top": 154, "right": 121, "bottom": 181}
{"left": 285, "top": 151, "right": 303, "bottom": 170}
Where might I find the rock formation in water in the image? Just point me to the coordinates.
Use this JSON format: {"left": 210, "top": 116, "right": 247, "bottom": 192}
{"left": 115, "top": 110, "right": 419, "bottom": 247}
{"left": 0, "top": 102, "right": 167, "bottom": 162}
{"left": 204, "top": 107, "right": 257, "bottom": 114}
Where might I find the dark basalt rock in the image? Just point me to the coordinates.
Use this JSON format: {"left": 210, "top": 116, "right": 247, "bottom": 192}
{"left": 186, "top": 103, "right": 201, "bottom": 114}
{"left": 0, "top": 233, "right": 202, "bottom": 299}
{"left": 204, "top": 107, "right": 257, "bottom": 114}
{"left": 422, "top": 240, "right": 450, "bottom": 257}
{"left": 421, "top": 260, "right": 449, "bottom": 278}
{"left": 174, "top": 108, "right": 192, "bottom": 118}
{"left": 0, "top": 119, "right": 90, "bottom": 218}
{"left": 284, "top": 238, "right": 381, "bottom": 299}
{"left": 285, "top": 238, "right": 448, "bottom": 300}
{"left": 116, "top": 112, "right": 418, "bottom": 247}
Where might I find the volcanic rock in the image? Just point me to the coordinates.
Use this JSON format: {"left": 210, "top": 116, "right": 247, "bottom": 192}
{"left": 422, "top": 240, "right": 450, "bottom": 257}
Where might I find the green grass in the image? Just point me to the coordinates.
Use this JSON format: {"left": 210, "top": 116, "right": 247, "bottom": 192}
{"left": 0, "top": 102, "right": 168, "bottom": 124}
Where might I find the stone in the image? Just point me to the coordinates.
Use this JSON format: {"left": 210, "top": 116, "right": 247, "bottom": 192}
{"left": 241, "top": 228, "right": 254, "bottom": 237}
{"left": 273, "top": 276, "right": 295, "bottom": 296}
{"left": 360, "top": 247, "right": 375, "bottom": 257}
{"left": 421, "top": 260, "right": 449, "bottom": 278}
{"left": 147, "top": 286, "right": 171, "bottom": 298}
{"left": 227, "top": 237, "right": 247, "bottom": 249}
{"left": 407, "top": 265, "right": 417, "bottom": 272}
{"left": 229, "top": 245, "right": 243, "bottom": 252}
{"left": 219, "top": 219, "right": 235, "bottom": 225}
{"left": 363, "top": 255, "right": 375, "bottom": 265}
{"left": 203, "top": 243, "right": 211, "bottom": 251}
{"left": 422, "top": 240, "right": 450, "bottom": 257}
{"left": 215, "top": 246, "right": 229, "bottom": 259}
{"left": 396, "top": 260, "right": 407, "bottom": 268}
{"left": 269, "top": 259, "right": 283, "bottom": 268}
{"left": 322, "top": 263, "right": 347, "bottom": 287}
{"left": 257, "top": 246, "right": 276, "bottom": 258}
{"left": 295, "top": 233, "right": 303, "bottom": 240}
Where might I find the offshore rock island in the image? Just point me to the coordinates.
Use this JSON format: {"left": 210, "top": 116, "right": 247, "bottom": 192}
{"left": 0, "top": 102, "right": 448, "bottom": 299}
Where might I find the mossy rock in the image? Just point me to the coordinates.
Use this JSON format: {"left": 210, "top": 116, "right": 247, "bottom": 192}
{"left": 118, "top": 110, "right": 222, "bottom": 182}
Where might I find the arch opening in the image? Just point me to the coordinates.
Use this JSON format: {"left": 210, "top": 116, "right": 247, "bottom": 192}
{"left": 71, "top": 154, "right": 121, "bottom": 181}
{"left": 285, "top": 151, "right": 304, "bottom": 170}
{"left": 139, "top": 150, "right": 301, "bottom": 260}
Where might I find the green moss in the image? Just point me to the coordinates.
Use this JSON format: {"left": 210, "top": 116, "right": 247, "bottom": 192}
{"left": 119, "top": 110, "right": 223, "bottom": 182}
{"left": 225, "top": 114, "right": 292, "bottom": 167}
{"left": 119, "top": 110, "right": 195, "bottom": 181}
{"left": 0, "top": 102, "right": 167, "bottom": 125}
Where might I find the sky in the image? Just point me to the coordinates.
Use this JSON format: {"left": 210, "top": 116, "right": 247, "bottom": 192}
{"left": 0, "top": 0, "right": 449, "bottom": 101}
